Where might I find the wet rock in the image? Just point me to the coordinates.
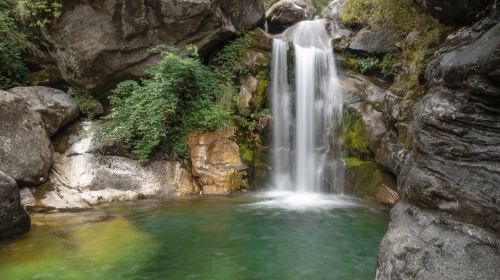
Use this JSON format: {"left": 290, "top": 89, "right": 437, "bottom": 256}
{"left": 266, "top": 0, "right": 316, "bottom": 34}
{"left": 426, "top": 22, "right": 500, "bottom": 91}
{"left": 417, "top": 0, "right": 494, "bottom": 26}
{"left": 400, "top": 87, "right": 500, "bottom": 232}
{"left": 342, "top": 159, "right": 398, "bottom": 206}
{"left": 376, "top": 203, "right": 500, "bottom": 280}
{"left": 0, "top": 91, "right": 52, "bottom": 186}
{"left": 0, "top": 171, "right": 30, "bottom": 238}
{"left": 375, "top": 131, "right": 409, "bottom": 176}
{"left": 8, "top": 86, "right": 79, "bottom": 135}
{"left": 42, "top": 0, "right": 265, "bottom": 93}
{"left": 188, "top": 130, "right": 248, "bottom": 194}
{"left": 340, "top": 74, "right": 388, "bottom": 153}
{"left": 237, "top": 75, "right": 259, "bottom": 114}
{"left": 239, "top": 48, "right": 271, "bottom": 73}
{"left": 348, "top": 25, "right": 398, "bottom": 55}
{"left": 165, "top": 162, "right": 201, "bottom": 196}
{"left": 321, "top": 0, "right": 345, "bottom": 21}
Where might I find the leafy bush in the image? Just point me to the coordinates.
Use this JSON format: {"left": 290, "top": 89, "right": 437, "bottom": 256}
{"left": 68, "top": 88, "right": 102, "bottom": 119}
{"left": 17, "top": 0, "right": 63, "bottom": 27}
{"left": 97, "top": 46, "right": 233, "bottom": 162}
{"left": 210, "top": 30, "right": 254, "bottom": 86}
{"left": 352, "top": 56, "right": 380, "bottom": 74}
{"left": 0, "top": 0, "right": 29, "bottom": 89}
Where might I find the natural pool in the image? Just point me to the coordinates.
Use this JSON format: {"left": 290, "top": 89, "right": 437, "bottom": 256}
{"left": 0, "top": 193, "right": 389, "bottom": 280}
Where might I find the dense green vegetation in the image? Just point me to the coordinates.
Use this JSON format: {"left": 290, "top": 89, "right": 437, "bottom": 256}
{"left": 17, "top": 0, "right": 62, "bottom": 27}
{"left": 97, "top": 31, "right": 259, "bottom": 163}
{"left": 0, "top": 0, "right": 29, "bottom": 89}
{"left": 339, "top": 0, "right": 450, "bottom": 92}
{"left": 96, "top": 46, "right": 232, "bottom": 162}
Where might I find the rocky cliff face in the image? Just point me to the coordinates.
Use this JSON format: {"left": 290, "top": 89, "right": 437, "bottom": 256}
{"left": 42, "top": 0, "right": 265, "bottom": 93}
{"left": 375, "top": 14, "right": 500, "bottom": 280}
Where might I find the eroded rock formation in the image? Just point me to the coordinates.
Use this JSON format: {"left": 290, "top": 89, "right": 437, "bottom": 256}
{"left": 42, "top": 0, "right": 265, "bottom": 93}
{"left": 376, "top": 21, "right": 500, "bottom": 280}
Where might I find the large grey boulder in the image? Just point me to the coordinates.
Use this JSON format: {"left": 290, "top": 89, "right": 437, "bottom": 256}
{"left": 266, "top": 0, "right": 316, "bottom": 34}
{"left": 376, "top": 203, "right": 500, "bottom": 280}
{"left": 426, "top": 22, "right": 500, "bottom": 94}
{"left": 348, "top": 25, "right": 398, "bottom": 55}
{"left": 418, "top": 0, "right": 495, "bottom": 26}
{"left": 0, "top": 171, "right": 30, "bottom": 238}
{"left": 8, "top": 86, "right": 79, "bottom": 135}
{"left": 0, "top": 91, "right": 52, "bottom": 186}
{"left": 42, "top": 0, "right": 265, "bottom": 93}
{"left": 29, "top": 121, "right": 199, "bottom": 211}
{"left": 321, "top": 0, "right": 345, "bottom": 20}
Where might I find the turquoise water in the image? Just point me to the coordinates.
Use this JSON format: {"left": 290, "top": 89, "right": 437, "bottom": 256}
{"left": 0, "top": 193, "right": 388, "bottom": 280}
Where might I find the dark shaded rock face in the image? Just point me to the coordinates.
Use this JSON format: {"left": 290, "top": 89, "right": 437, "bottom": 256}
{"left": 0, "top": 171, "right": 30, "bottom": 239}
{"left": 8, "top": 86, "right": 79, "bottom": 136}
{"left": 376, "top": 22, "right": 500, "bottom": 279}
{"left": 42, "top": 0, "right": 265, "bottom": 93}
{"left": 0, "top": 91, "right": 53, "bottom": 186}
{"left": 266, "top": 0, "right": 316, "bottom": 34}
{"left": 376, "top": 203, "right": 500, "bottom": 280}
{"left": 418, "top": 0, "right": 494, "bottom": 26}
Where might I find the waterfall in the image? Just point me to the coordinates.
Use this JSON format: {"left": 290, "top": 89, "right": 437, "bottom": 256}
{"left": 270, "top": 20, "right": 343, "bottom": 194}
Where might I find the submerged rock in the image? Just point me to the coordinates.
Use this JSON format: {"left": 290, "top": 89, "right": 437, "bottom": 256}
{"left": 0, "top": 90, "right": 52, "bottom": 186}
{"left": 376, "top": 203, "right": 500, "bottom": 279}
{"left": 8, "top": 86, "right": 79, "bottom": 136}
{"left": 42, "top": 0, "right": 265, "bottom": 93}
{"left": 266, "top": 0, "right": 316, "bottom": 34}
{"left": 188, "top": 130, "right": 248, "bottom": 194}
{"left": 0, "top": 171, "right": 30, "bottom": 238}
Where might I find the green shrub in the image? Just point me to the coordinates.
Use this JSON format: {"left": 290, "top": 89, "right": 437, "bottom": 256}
{"left": 96, "top": 46, "right": 233, "bottom": 163}
{"left": 210, "top": 30, "right": 254, "bottom": 87}
{"left": 17, "top": 0, "right": 63, "bottom": 27}
{"left": 68, "top": 88, "right": 102, "bottom": 118}
{"left": 352, "top": 56, "right": 380, "bottom": 74}
{"left": 0, "top": 0, "right": 29, "bottom": 89}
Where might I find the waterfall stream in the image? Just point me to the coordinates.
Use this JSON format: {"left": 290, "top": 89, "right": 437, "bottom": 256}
{"left": 270, "top": 20, "right": 344, "bottom": 194}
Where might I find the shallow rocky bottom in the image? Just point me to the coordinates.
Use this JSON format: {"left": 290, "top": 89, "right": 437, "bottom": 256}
{"left": 0, "top": 194, "right": 388, "bottom": 280}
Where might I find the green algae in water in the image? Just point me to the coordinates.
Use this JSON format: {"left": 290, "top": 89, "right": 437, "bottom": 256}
{"left": 0, "top": 195, "right": 388, "bottom": 280}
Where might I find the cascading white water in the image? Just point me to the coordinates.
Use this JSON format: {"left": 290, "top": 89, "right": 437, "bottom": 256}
{"left": 270, "top": 19, "right": 343, "bottom": 194}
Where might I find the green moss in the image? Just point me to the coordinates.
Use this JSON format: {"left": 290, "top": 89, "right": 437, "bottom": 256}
{"left": 239, "top": 144, "right": 254, "bottom": 163}
{"left": 343, "top": 110, "right": 370, "bottom": 157}
{"left": 255, "top": 71, "right": 268, "bottom": 110}
{"left": 344, "top": 157, "right": 364, "bottom": 168}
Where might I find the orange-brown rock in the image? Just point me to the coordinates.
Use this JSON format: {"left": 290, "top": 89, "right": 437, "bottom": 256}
{"left": 188, "top": 130, "right": 247, "bottom": 195}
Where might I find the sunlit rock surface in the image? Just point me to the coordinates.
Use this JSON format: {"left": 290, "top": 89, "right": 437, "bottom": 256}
{"left": 0, "top": 90, "right": 52, "bottom": 186}
{"left": 27, "top": 122, "right": 199, "bottom": 211}
{"left": 188, "top": 130, "right": 248, "bottom": 194}
{"left": 8, "top": 86, "right": 79, "bottom": 136}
